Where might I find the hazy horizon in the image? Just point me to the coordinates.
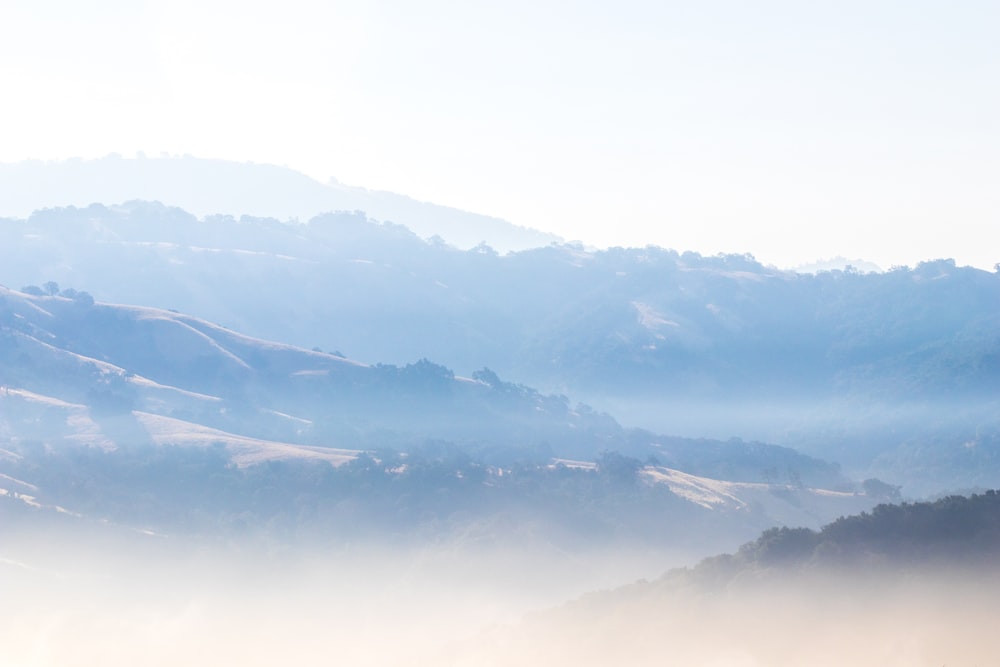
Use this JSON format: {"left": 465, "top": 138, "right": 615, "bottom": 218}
{"left": 2, "top": 1, "right": 998, "bottom": 270}
{"left": 0, "top": 153, "right": 996, "bottom": 273}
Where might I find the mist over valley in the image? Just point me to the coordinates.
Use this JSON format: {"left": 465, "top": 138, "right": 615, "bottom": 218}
{"left": 1, "top": 156, "right": 998, "bottom": 666}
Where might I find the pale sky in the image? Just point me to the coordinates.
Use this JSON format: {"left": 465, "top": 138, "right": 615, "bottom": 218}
{"left": 1, "top": 0, "right": 998, "bottom": 269}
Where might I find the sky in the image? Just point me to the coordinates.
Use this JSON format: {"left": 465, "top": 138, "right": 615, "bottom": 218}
{"left": 1, "top": 0, "right": 998, "bottom": 270}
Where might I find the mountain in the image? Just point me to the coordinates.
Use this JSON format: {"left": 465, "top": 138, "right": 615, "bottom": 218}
{"left": 3, "top": 202, "right": 996, "bottom": 402}
{"left": 2, "top": 184, "right": 993, "bottom": 666}
{"left": 439, "top": 492, "right": 1000, "bottom": 667}
{"left": 0, "top": 283, "right": 616, "bottom": 459}
{"left": 0, "top": 284, "right": 873, "bottom": 552}
{"left": 0, "top": 155, "right": 560, "bottom": 252}
{"left": 1, "top": 202, "right": 998, "bottom": 493}
{"left": 5, "top": 159, "right": 996, "bottom": 667}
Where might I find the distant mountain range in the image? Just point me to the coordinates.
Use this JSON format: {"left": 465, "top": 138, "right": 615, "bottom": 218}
{"left": 0, "top": 155, "right": 560, "bottom": 252}
{"left": 3, "top": 156, "right": 996, "bottom": 667}
{"left": 1, "top": 201, "right": 997, "bottom": 493}
{"left": 1, "top": 156, "right": 998, "bottom": 523}
{"left": 2, "top": 202, "right": 996, "bottom": 402}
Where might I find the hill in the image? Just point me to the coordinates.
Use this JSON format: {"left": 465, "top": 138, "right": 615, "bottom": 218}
{"left": 0, "top": 155, "right": 560, "bottom": 252}
{"left": 3, "top": 202, "right": 996, "bottom": 403}
{"left": 684, "top": 490, "right": 1000, "bottom": 579}
{"left": 1, "top": 202, "right": 998, "bottom": 492}
{"left": 439, "top": 492, "right": 1000, "bottom": 667}
{"left": 0, "top": 285, "right": 872, "bottom": 553}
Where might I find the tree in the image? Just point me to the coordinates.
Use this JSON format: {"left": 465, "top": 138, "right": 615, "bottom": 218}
{"left": 862, "top": 478, "right": 901, "bottom": 502}
{"left": 72, "top": 291, "right": 95, "bottom": 306}
{"left": 472, "top": 367, "right": 501, "bottom": 387}
{"left": 596, "top": 450, "right": 643, "bottom": 484}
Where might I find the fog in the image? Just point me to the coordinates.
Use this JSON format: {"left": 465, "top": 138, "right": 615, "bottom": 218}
{"left": 593, "top": 394, "right": 1000, "bottom": 496}
{"left": 4, "top": 530, "right": 998, "bottom": 667}
{"left": 459, "top": 569, "right": 1000, "bottom": 667}
{"left": 2, "top": 175, "right": 998, "bottom": 665}
{"left": 0, "top": 530, "right": 693, "bottom": 667}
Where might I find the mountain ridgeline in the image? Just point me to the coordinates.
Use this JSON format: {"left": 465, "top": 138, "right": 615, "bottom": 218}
{"left": 1, "top": 161, "right": 998, "bottom": 667}
{"left": 1, "top": 200, "right": 998, "bottom": 492}
{"left": 2, "top": 200, "right": 996, "bottom": 402}
{"left": 0, "top": 156, "right": 560, "bottom": 252}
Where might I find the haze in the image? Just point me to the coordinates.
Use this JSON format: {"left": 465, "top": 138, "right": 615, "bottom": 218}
{"left": 2, "top": 3, "right": 999, "bottom": 665}
{"left": 2, "top": 0, "right": 998, "bottom": 269}
{"left": 5, "top": 533, "right": 998, "bottom": 667}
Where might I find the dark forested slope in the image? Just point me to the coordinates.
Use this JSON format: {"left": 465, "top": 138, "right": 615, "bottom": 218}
{"left": 688, "top": 490, "right": 1000, "bottom": 580}
{"left": 445, "top": 492, "right": 1000, "bottom": 667}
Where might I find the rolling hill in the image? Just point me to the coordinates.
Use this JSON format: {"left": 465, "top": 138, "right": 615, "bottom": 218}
{"left": 0, "top": 285, "right": 873, "bottom": 551}
{"left": 2, "top": 201, "right": 997, "bottom": 493}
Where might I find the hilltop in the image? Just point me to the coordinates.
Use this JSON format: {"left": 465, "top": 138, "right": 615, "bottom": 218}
{"left": 0, "top": 155, "right": 559, "bottom": 252}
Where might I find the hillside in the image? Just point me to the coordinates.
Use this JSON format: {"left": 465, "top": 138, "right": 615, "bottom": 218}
{"left": 683, "top": 490, "right": 1000, "bottom": 579}
{"left": 3, "top": 202, "right": 996, "bottom": 403}
{"left": 0, "top": 285, "right": 873, "bottom": 552}
{"left": 1, "top": 202, "right": 998, "bottom": 492}
{"left": 438, "top": 492, "right": 1000, "bottom": 667}
{"left": 1, "top": 178, "right": 996, "bottom": 667}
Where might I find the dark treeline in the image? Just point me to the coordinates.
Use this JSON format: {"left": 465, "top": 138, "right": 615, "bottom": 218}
{"left": 686, "top": 490, "right": 1000, "bottom": 582}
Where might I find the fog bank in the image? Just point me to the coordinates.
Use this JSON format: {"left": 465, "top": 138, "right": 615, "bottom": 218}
{"left": 0, "top": 532, "right": 694, "bottom": 667}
